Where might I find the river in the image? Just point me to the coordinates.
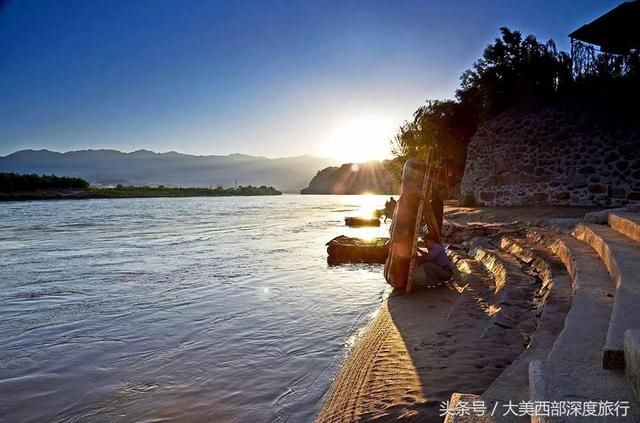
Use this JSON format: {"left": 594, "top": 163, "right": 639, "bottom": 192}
{"left": 0, "top": 195, "right": 391, "bottom": 422}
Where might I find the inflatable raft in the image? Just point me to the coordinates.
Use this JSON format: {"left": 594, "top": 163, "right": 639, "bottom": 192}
{"left": 344, "top": 217, "right": 380, "bottom": 227}
{"left": 383, "top": 159, "right": 427, "bottom": 289}
{"left": 326, "top": 235, "right": 389, "bottom": 264}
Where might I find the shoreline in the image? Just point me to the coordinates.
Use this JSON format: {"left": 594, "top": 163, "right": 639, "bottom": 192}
{"left": 316, "top": 286, "right": 462, "bottom": 422}
{"left": 0, "top": 189, "right": 283, "bottom": 202}
{"left": 316, "top": 206, "right": 604, "bottom": 423}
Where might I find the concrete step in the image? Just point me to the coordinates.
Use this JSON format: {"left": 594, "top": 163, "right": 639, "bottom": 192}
{"left": 527, "top": 232, "right": 640, "bottom": 421}
{"left": 574, "top": 222, "right": 640, "bottom": 369}
{"left": 476, "top": 237, "right": 572, "bottom": 416}
{"left": 609, "top": 211, "right": 640, "bottom": 244}
{"left": 626, "top": 329, "right": 640, "bottom": 401}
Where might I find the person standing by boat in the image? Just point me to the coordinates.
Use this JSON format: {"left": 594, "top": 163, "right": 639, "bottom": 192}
{"left": 384, "top": 197, "right": 397, "bottom": 222}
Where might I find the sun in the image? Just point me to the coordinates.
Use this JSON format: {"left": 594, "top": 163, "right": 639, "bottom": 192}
{"left": 322, "top": 116, "right": 396, "bottom": 163}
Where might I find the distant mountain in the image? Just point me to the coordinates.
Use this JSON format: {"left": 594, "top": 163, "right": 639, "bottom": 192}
{"left": 301, "top": 161, "right": 395, "bottom": 194}
{"left": 0, "top": 149, "right": 339, "bottom": 193}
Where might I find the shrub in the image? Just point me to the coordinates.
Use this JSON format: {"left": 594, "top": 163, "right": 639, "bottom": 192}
{"left": 461, "top": 193, "right": 477, "bottom": 207}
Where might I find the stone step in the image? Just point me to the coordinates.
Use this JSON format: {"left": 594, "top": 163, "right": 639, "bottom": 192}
{"left": 468, "top": 239, "right": 539, "bottom": 341}
{"left": 574, "top": 222, "right": 640, "bottom": 369}
{"left": 527, "top": 232, "right": 640, "bottom": 421}
{"left": 608, "top": 211, "right": 640, "bottom": 244}
{"left": 444, "top": 234, "right": 573, "bottom": 423}
{"left": 626, "top": 329, "right": 640, "bottom": 401}
{"left": 443, "top": 245, "right": 531, "bottom": 423}
{"left": 443, "top": 393, "right": 494, "bottom": 423}
{"left": 476, "top": 236, "right": 572, "bottom": 419}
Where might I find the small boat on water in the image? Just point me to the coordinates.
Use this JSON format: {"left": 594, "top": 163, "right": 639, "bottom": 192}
{"left": 344, "top": 217, "right": 380, "bottom": 227}
{"left": 326, "top": 235, "right": 389, "bottom": 264}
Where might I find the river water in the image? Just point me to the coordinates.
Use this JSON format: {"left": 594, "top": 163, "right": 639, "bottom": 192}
{"left": 0, "top": 195, "right": 391, "bottom": 422}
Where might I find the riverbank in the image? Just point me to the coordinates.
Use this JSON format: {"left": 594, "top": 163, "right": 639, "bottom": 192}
{"left": 316, "top": 206, "right": 603, "bottom": 422}
{"left": 0, "top": 185, "right": 282, "bottom": 201}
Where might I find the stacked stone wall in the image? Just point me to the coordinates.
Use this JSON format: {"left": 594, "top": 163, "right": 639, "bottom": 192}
{"left": 461, "top": 106, "right": 640, "bottom": 206}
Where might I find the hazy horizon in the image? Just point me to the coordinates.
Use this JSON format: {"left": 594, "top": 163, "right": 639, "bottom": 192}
{"left": 1, "top": 0, "right": 621, "bottom": 162}
{"left": 0, "top": 147, "right": 341, "bottom": 162}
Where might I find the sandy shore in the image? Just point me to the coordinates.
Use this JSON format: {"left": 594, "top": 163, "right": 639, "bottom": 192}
{"left": 316, "top": 206, "right": 594, "bottom": 423}
{"left": 316, "top": 285, "right": 459, "bottom": 422}
{"left": 317, "top": 274, "right": 532, "bottom": 422}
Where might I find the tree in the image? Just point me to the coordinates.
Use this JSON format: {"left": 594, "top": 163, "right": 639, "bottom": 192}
{"left": 387, "top": 27, "right": 573, "bottom": 188}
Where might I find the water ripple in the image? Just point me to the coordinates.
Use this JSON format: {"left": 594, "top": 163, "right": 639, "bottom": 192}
{"left": 0, "top": 195, "right": 390, "bottom": 422}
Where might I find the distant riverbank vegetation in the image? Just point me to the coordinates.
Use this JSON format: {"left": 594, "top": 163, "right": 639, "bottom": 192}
{"left": 0, "top": 172, "right": 282, "bottom": 200}
{"left": 88, "top": 184, "right": 282, "bottom": 197}
{"left": 0, "top": 172, "right": 89, "bottom": 192}
{"left": 387, "top": 27, "right": 640, "bottom": 189}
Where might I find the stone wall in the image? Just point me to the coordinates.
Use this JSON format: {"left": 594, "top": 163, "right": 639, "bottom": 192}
{"left": 461, "top": 106, "right": 640, "bottom": 206}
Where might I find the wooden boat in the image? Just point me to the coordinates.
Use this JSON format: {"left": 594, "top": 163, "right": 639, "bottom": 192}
{"left": 326, "top": 235, "right": 389, "bottom": 264}
{"left": 344, "top": 216, "right": 380, "bottom": 227}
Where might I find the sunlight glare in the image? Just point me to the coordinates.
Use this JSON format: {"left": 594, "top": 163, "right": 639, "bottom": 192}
{"left": 323, "top": 116, "right": 395, "bottom": 163}
{"left": 356, "top": 193, "right": 380, "bottom": 218}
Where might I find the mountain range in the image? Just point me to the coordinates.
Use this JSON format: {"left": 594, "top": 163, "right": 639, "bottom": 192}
{"left": 0, "top": 149, "right": 340, "bottom": 193}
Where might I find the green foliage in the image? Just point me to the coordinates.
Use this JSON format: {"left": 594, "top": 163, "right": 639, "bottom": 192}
{"left": 461, "top": 193, "right": 477, "bottom": 207}
{"left": 87, "top": 185, "right": 282, "bottom": 198}
{"left": 388, "top": 28, "right": 572, "bottom": 187}
{"left": 0, "top": 172, "right": 282, "bottom": 198}
{"left": 388, "top": 27, "right": 638, "bottom": 189}
{"left": 0, "top": 172, "right": 89, "bottom": 193}
{"left": 457, "top": 28, "right": 571, "bottom": 118}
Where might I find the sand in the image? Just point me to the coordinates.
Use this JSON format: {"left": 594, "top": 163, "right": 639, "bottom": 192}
{"left": 316, "top": 264, "right": 530, "bottom": 422}
{"left": 316, "top": 206, "right": 590, "bottom": 423}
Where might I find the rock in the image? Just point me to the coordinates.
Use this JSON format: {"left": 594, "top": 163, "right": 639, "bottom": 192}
{"left": 301, "top": 162, "right": 394, "bottom": 194}
{"left": 612, "top": 187, "right": 628, "bottom": 199}
{"left": 579, "top": 166, "right": 596, "bottom": 175}
{"left": 617, "top": 161, "right": 630, "bottom": 172}
{"left": 531, "top": 192, "right": 549, "bottom": 203}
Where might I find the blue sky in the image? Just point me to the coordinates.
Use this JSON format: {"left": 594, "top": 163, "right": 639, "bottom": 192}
{"left": 0, "top": 0, "right": 622, "bottom": 159}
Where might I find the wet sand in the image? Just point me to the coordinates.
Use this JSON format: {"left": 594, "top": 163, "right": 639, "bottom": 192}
{"left": 317, "top": 274, "right": 528, "bottom": 422}
{"left": 316, "top": 285, "right": 459, "bottom": 422}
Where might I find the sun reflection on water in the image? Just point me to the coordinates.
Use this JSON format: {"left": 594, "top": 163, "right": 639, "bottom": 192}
{"left": 355, "top": 193, "right": 381, "bottom": 218}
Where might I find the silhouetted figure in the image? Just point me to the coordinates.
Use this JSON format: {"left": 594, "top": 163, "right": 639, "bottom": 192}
{"left": 384, "top": 196, "right": 397, "bottom": 222}
{"left": 430, "top": 188, "right": 443, "bottom": 234}
{"left": 416, "top": 233, "right": 452, "bottom": 287}
{"left": 421, "top": 187, "right": 443, "bottom": 235}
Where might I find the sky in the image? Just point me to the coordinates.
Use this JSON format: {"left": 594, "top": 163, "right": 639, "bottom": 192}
{"left": 0, "top": 0, "right": 623, "bottom": 161}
